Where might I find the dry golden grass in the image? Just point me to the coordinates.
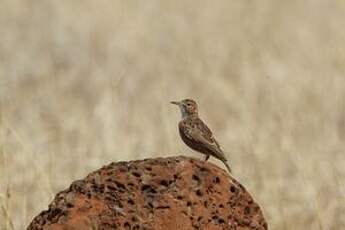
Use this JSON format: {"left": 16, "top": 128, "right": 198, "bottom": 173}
{"left": 1, "top": 0, "right": 345, "bottom": 229}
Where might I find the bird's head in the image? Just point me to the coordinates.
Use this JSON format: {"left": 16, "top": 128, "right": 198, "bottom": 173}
{"left": 171, "top": 99, "right": 198, "bottom": 118}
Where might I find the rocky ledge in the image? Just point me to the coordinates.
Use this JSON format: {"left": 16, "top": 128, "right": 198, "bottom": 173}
{"left": 27, "top": 156, "right": 267, "bottom": 230}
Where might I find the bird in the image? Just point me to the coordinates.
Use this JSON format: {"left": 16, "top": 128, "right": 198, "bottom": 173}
{"left": 171, "top": 99, "right": 232, "bottom": 173}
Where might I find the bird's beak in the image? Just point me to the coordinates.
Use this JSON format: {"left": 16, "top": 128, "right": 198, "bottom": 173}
{"left": 170, "top": 101, "right": 181, "bottom": 105}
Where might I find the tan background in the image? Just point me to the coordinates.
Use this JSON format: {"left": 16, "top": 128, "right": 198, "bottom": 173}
{"left": 1, "top": 0, "right": 345, "bottom": 229}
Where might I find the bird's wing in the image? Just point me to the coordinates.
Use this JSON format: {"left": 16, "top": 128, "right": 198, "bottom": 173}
{"left": 195, "top": 119, "right": 221, "bottom": 148}
{"left": 183, "top": 118, "right": 227, "bottom": 161}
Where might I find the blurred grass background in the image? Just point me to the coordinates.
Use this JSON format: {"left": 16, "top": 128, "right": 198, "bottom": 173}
{"left": 1, "top": 0, "right": 345, "bottom": 229}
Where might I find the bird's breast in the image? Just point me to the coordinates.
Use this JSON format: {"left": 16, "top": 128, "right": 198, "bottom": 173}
{"left": 178, "top": 121, "right": 205, "bottom": 154}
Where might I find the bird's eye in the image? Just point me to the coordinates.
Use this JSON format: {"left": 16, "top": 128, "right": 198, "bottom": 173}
{"left": 187, "top": 103, "right": 191, "bottom": 106}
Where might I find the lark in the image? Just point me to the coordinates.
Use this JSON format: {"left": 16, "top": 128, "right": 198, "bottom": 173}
{"left": 171, "top": 99, "right": 232, "bottom": 173}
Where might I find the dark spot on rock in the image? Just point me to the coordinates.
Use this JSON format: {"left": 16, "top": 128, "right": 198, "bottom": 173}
{"left": 124, "top": 222, "right": 130, "bottom": 228}
{"left": 86, "top": 193, "right": 91, "bottom": 199}
{"left": 230, "top": 185, "right": 237, "bottom": 193}
{"left": 148, "top": 202, "right": 154, "bottom": 209}
{"left": 128, "top": 199, "right": 134, "bottom": 205}
{"left": 200, "top": 167, "right": 209, "bottom": 172}
{"left": 192, "top": 174, "right": 200, "bottom": 182}
{"left": 114, "top": 181, "right": 126, "bottom": 191}
{"left": 238, "top": 183, "right": 245, "bottom": 191}
{"left": 70, "top": 180, "right": 85, "bottom": 192}
{"left": 141, "top": 185, "right": 157, "bottom": 194}
{"left": 106, "top": 185, "right": 117, "bottom": 191}
{"left": 244, "top": 206, "right": 250, "bottom": 214}
{"left": 196, "top": 189, "right": 202, "bottom": 196}
{"left": 132, "top": 171, "right": 141, "bottom": 177}
{"left": 218, "top": 218, "right": 225, "bottom": 224}
{"left": 160, "top": 180, "right": 169, "bottom": 187}
{"left": 127, "top": 182, "right": 135, "bottom": 187}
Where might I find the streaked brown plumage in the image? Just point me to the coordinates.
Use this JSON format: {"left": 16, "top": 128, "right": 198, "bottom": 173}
{"left": 171, "top": 99, "right": 232, "bottom": 173}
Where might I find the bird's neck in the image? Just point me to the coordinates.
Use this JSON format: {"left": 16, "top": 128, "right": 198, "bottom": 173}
{"left": 181, "top": 112, "right": 198, "bottom": 120}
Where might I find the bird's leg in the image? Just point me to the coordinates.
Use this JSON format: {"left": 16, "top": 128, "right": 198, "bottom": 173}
{"left": 204, "top": 155, "right": 210, "bottom": 161}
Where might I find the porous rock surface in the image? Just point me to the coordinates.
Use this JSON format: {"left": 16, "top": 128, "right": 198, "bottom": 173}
{"left": 27, "top": 156, "right": 267, "bottom": 230}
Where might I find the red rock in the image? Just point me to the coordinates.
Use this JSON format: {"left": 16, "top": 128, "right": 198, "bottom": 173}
{"left": 27, "top": 156, "right": 267, "bottom": 230}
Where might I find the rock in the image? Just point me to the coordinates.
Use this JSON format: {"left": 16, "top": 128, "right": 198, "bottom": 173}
{"left": 27, "top": 156, "right": 267, "bottom": 230}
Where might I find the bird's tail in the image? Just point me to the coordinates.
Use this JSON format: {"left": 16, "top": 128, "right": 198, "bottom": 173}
{"left": 223, "top": 160, "right": 232, "bottom": 174}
